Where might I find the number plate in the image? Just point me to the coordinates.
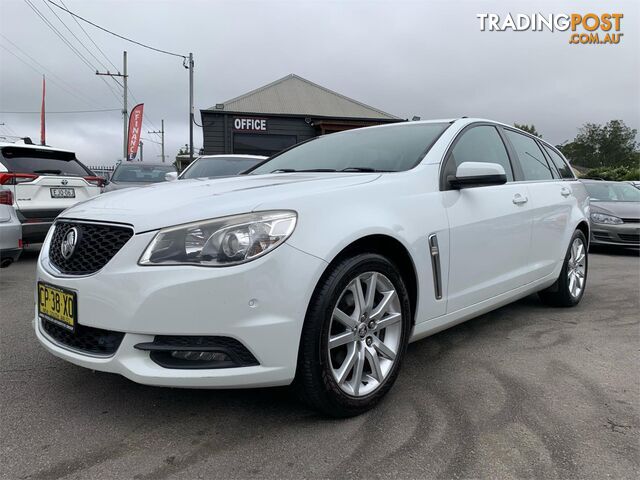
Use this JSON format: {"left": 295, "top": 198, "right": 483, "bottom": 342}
{"left": 38, "top": 282, "right": 77, "bottom": 332}
{"left": 50, "top": 188, "right": 75, "bottom": 198}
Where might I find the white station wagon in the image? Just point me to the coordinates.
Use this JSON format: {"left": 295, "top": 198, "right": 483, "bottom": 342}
{"left": 35, "top": 118, "right": 589, "bottom": 416}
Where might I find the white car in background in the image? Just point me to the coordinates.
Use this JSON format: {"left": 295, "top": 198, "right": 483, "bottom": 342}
{"left": 34, "top": 118, "right": 590, "bottom": 417}
{"left": 0, "top": 142, "right": 103, "bottom": 244}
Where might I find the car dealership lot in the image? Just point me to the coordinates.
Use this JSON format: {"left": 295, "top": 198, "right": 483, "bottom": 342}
{"left": 1, "top": 247, "right": 638, "bottom": 479}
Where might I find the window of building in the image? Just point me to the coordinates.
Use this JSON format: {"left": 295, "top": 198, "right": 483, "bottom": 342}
{"left": 233, "top": 134, "right": 298, "bottom": 156}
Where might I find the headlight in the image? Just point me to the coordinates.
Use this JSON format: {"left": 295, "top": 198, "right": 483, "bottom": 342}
{"left": 139, "top": 210, "right": 297, "bottom": 267}
{"left": 590, "top": 212, "right": 623, "bottom": 225}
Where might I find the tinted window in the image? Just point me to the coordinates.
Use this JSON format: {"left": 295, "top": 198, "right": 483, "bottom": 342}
{"left": 180, "top": 157, "right": 262, "bottom": 179}
{"left": 542, "top": 144, "right": 575, "bottom": 179}
{"left": 111, "top": 164, "right": 175, "bottom": 183}
{"left": 250, "top": 123, "right": 449, "bottom": 174}
{"left": 505, "top": 130, "right": 554, "bottom": 181}
{"left": 234, "top": 134, "right": 297, "bottom": 157}
{"left": 1, "top": 147, "right": 91, "bottom": 176}
{"left": 445, "top": 126, "right": 513, "bottom": 181}
{"left": 583, "top": 182, "right": 640, "bottom": 202}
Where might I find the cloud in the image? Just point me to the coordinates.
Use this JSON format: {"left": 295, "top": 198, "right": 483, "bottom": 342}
{"left": 1, "top": 0, "right": 638, "bottom": 164}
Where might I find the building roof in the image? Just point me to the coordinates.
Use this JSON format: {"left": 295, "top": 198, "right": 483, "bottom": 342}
{"left": 206, "top": 74, "right": 399, "bottom": 120}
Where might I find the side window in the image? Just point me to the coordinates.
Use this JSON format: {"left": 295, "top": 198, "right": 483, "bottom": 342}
{"left": 445, "top": 126, "right": 513, "bottom": 182}
{"left": 542, "top": 144, "right": 575, "bottom": 179}
{"left": 504, "top": 130, "right": 554, "bottom": 181}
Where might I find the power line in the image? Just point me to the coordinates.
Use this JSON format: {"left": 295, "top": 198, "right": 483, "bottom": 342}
{"left": 23, "top": 0, "right": 123, "bottom": 104}
{"left": 59, "top": 0, "right": 119, "bottom": 72}
{"left": 0, "top": 109, "right": 121, "bottom": 114}
{"left": 47, "top": 0, "right": 187, "bottom": 59}
{"left": 41, "top": 0, "right": 110, "bottom": 72}
{"left": 0, "top": 34, "right": 106, "bottom": 108}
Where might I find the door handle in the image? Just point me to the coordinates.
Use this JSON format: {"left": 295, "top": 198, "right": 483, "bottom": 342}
{"left": 560, "top": 187, "right": 572, "bottom": 197}
{"left": 512, "top": 194, "right": 528, "bottom": 205}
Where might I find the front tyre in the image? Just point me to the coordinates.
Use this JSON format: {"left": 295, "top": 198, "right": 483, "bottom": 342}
{"left": 296, "top": 253, "right": 412, "bottom": 417}
{"left": 539, "top": 229, "right": 588, "bottom": 307}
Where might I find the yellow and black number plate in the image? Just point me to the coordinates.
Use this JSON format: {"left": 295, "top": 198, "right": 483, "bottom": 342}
{"left": 38, "top": 282, "right": 77, "bottom": 331}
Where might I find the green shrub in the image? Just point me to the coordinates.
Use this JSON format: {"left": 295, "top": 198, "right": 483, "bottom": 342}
{"left": 582, "top": 165, "right": 640, "bottom": 181}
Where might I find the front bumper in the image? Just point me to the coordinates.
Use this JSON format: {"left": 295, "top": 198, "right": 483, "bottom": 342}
{"left": 590, "top": 222, "right": 640, "bottom": 247}
{"left": 35, "top": 229, "right": 327, "bottom": 388}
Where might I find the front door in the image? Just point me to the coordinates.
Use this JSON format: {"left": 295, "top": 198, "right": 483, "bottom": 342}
{"left": 440, "top": 125, "right": 533, "bottom": 313}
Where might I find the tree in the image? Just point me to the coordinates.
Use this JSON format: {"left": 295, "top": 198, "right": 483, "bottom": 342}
{"left": 559, "top": 120, "right": 638, "bottom": 168}
{"left": 513, "top": 123, "right": 541, "bottom": 137}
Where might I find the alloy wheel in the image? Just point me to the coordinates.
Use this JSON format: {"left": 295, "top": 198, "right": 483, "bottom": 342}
{"left": 567, "top": 237, "right": 586, "bottom": 298}
{"left": 327, "top": 272, "right": 403, "bottom": 397}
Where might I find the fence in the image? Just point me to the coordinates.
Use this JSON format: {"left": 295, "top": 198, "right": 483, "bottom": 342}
{"left": 87, "top": 165, "right": 116, "bottom": 179}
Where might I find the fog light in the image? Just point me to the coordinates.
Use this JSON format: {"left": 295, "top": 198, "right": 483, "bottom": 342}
{"left": 170, "top": 350, "right": 231, "bottom": 362}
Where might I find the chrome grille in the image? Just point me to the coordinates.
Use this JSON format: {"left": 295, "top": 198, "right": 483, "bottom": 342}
{"left": 49, "top": 221, "right": 133, "bottom": 275}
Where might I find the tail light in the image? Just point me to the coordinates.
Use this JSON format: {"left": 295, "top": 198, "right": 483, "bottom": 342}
{"left": 84, "top": 176, "right": 105, "bottom": 187}
{"left": 0, "top": 190, "right": 13, "bottom": 205}
{"left": 0, "top": 173, "right": 39, "bottom": 185}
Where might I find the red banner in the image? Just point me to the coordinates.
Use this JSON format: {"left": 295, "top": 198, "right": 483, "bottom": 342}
{"left": 127, "top": 103, "right": 144, "bottom": 161}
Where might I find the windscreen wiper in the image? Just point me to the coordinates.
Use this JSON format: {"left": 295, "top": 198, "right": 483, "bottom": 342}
{"left": 340, "top": 167, "right": 395, "bottom": 172}
{"left": 271, "top": 168, "right": 337, "bottom": 173}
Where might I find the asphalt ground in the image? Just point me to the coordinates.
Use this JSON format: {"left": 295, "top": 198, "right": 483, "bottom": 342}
{"left": 0, "top": 246, "right": 638, "bottom": 480}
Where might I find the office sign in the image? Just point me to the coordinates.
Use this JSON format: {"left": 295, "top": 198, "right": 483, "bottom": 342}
{"left": 233, "top": 117, "right": 268, "bottom": 132}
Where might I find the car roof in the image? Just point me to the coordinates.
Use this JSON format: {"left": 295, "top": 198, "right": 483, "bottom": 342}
{"left": 0, "top": 141, "right": 75, "bottom": 154}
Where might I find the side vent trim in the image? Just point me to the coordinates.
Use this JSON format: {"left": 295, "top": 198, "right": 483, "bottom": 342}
{"left": 428, "top": 234, "right": 443, "bottom": 300}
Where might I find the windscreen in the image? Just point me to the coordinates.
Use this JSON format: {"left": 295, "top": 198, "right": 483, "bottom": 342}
{"left": 0, "top": 146, "right": 91, "bottom": 176}
{"left": 249, "top": 123, "right": 450, "bottom": 174}
{"left": 584, "top": 182, "right": 640, "bottom": 202}
{"left": 181, "top": 157, "right": 262, "bottom": 179}
{"left": 111, "top": 164, "right": 175, "bottom": 183}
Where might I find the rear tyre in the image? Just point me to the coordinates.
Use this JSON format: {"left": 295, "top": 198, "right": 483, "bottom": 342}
{"left": 296, "top": 253, "right": 412, "bottom": 417}
{"left": 539, "top": 229, "right": 588, "bottom": 307}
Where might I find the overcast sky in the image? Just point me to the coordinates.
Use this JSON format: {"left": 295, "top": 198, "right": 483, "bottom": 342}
{"left": 1, "top": 0, "right": 638, "bottom": 166}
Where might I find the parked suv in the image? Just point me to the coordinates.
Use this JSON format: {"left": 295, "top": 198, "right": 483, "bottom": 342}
{"left": 0, "top": 143, "right": 103, "bottom": 243}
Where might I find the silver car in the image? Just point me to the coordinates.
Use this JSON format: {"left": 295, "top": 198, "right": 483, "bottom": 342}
{"left": 582, "top": 180, "right": 640, "bottom": 247}
{"left": 103, "top": 163, "right": 177, "bottom": 192}
{"left": 169, "top": 154, "right": 266, "bottom": 181}
{"left": 0, "top": 204, "right": 22, "bottom": 267}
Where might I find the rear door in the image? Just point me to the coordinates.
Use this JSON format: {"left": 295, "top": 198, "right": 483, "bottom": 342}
{"left": 501, "top": 129, "right": 573, "bottom": 281}
{"left": 0, "top": 146, "right": 101, "bottom": 218}
{"left": 441, "top": 124, "right": 534, "bottom": 313}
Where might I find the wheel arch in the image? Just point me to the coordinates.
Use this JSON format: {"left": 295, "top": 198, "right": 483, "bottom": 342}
{"left": 320, "top": 234, "right": 419, "bottom": 325}
{"left": 576, "top": 220, "right": 590, "bottom": 246}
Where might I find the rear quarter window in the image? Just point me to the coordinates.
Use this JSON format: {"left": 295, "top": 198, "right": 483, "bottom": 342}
{"left": 542, "top": 144, "right": 575, "bottom": 179}
{"left": 504, "top": 130, "right": 554, "bottom": 181}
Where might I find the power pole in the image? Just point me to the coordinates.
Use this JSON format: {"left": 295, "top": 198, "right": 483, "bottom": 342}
{"left": 188, "top": 52, "right": 194, "bottom": 162}
{"left": 139, "top": 140, "right": 143, "bottom": 162}
{"left": 148, "top": 119, "right": 165, "bottom": 163}
{"left": 123, "top": 51, "right": 128, "bottom": 160}
{"left": 96, "top": 50, "right": 128, "bottom": 160}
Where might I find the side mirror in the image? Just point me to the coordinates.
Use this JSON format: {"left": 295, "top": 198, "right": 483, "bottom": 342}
{"left": 165, "top": 172, "right": 178, "bottom": 182}
{"left": 448, "top": 162, "right": 507, "bottom": 189}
